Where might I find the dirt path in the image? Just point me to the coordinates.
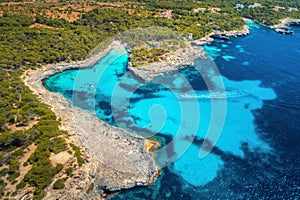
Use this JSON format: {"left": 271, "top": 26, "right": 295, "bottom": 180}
{"left": 6, "top": 116, "right": 40, "bottom": 132}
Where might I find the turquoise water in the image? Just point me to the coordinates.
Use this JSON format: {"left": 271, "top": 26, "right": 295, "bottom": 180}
{"left": 45, "top": 23, "right": 300, "bottom": 199}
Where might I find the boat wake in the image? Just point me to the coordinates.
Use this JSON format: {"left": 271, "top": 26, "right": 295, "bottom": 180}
{"left": 181, "top": 90, "right": 250, "bottom": 99}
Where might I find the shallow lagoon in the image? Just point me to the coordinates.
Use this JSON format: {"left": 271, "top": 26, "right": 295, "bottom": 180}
{"left": 45, "top": 23, "right": 300, "bottom": 199}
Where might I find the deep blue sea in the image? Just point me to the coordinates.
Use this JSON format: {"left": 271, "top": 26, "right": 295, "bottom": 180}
{"left": 45, "top": 23, "right": 300, "bottom": 199}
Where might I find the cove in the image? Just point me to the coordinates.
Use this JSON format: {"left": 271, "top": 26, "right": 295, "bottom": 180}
{"left": 45, "top": 23, "right": 300, "bottom": 199}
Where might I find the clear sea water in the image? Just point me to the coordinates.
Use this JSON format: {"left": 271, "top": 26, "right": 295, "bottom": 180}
{"left": 45, "top": 23, "right": 300, "bottom": 199}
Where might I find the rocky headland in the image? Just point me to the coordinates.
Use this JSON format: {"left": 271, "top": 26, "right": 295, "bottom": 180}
{"left": 270, "top": 18, "right": 300, "bottom": 34}
{"left": 191, "top": 24, "right": 250, "bottom": 46}
{"left": 127, "top": 41, "right": 206, "bottom": 82}
{"left": 127, "top": 24, "right": 249, "bottom": 82}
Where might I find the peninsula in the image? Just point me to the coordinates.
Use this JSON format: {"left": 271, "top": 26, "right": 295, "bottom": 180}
{"left": 1, "top": 0, "right": 300, "bottom": 199}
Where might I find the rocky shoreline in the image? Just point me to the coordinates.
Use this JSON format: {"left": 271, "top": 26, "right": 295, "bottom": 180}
{"left": 127, "top": 41, "right": 206, "bottom": 82}
{"left": 22, "top": 41, "right": 160, "bottom": 200}
{"left": 21, "top": 23, "right": 251, "bottom": 199}
{"left": 191, "top": 24, "right": 250, "bottom": 46}
{"left": 269, "top": 18, "right": 300, "bottom": 34}
{"left": 127, "top": 25, "right": 249, "bottom": 82}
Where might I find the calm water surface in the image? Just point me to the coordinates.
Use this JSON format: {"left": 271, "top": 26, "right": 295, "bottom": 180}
{"left": 45, "top": 23, "right": 300, "bottom": 199}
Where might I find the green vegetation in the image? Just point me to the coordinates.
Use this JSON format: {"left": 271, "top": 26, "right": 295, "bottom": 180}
{"left": 203, "top": 0, "right": 300, "bottom": 25}
{"left": 1, "top": 1, "right": 297, "bottom": 68}
{"left": 65, "top": 167, "right": 73, "bottom": 177}
{"left": 140, "top": 0, "right": 300, "bottom": 26}
{"left": 49, "top": 137, "right": 68, "bottom": 154}
{"left": 0, "top": 179, "right": 6, "bottom": 198}
{"left": 131, "top": 48, "right": 169, "bottom": 67}
{"left": 0, "top": 0, "right": 299, "bottom": 198}
{"left": 0, "top": 3, "right": 246, "bottom": 69}
{"left": 0, "top": 14, "right": 103, "bottom": 68}
{"left": 23, "top": 153, "right": 64, "bottom": 198}
{"left": 86, "top": 182, "right": 94, "bottom": 194}
{"left": 70, "top": 143, "right": 84, "bottom": 166}
{"left": 0, "top": 71, "right": 72, "bottom": 198}
{"left": 53, "top": 178, "right": 66, "bottom": 190}
{"left": 240, "top": 6, "right": 300, "bottom": 25}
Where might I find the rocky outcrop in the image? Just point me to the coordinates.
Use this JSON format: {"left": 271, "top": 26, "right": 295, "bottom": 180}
{"left": 270, "top": 18, "right": 300, "bottom": 34}
{"left": 127, "top": 41, "right": 206, "bottom": 82}
{"left": 274, "top": 28, "right": 293, "bottom": 34}
{"left": 210, "top": 34, "right": 230, "bottom": 40}
{"left": 192, "top": 25, "right": 250, "bottom": 46}
{"left": 127, "top": 24, "right": 250, "bottom": 82}
{"left": 215, "top": 25, "right": 250, "bottom": 37}
{"left": 22, "top": 41, "right": 159, "bottom": 200}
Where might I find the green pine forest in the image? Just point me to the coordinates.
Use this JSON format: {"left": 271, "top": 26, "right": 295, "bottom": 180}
{"left": 0, "top": 0, "right": 300, "bottom": 199}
